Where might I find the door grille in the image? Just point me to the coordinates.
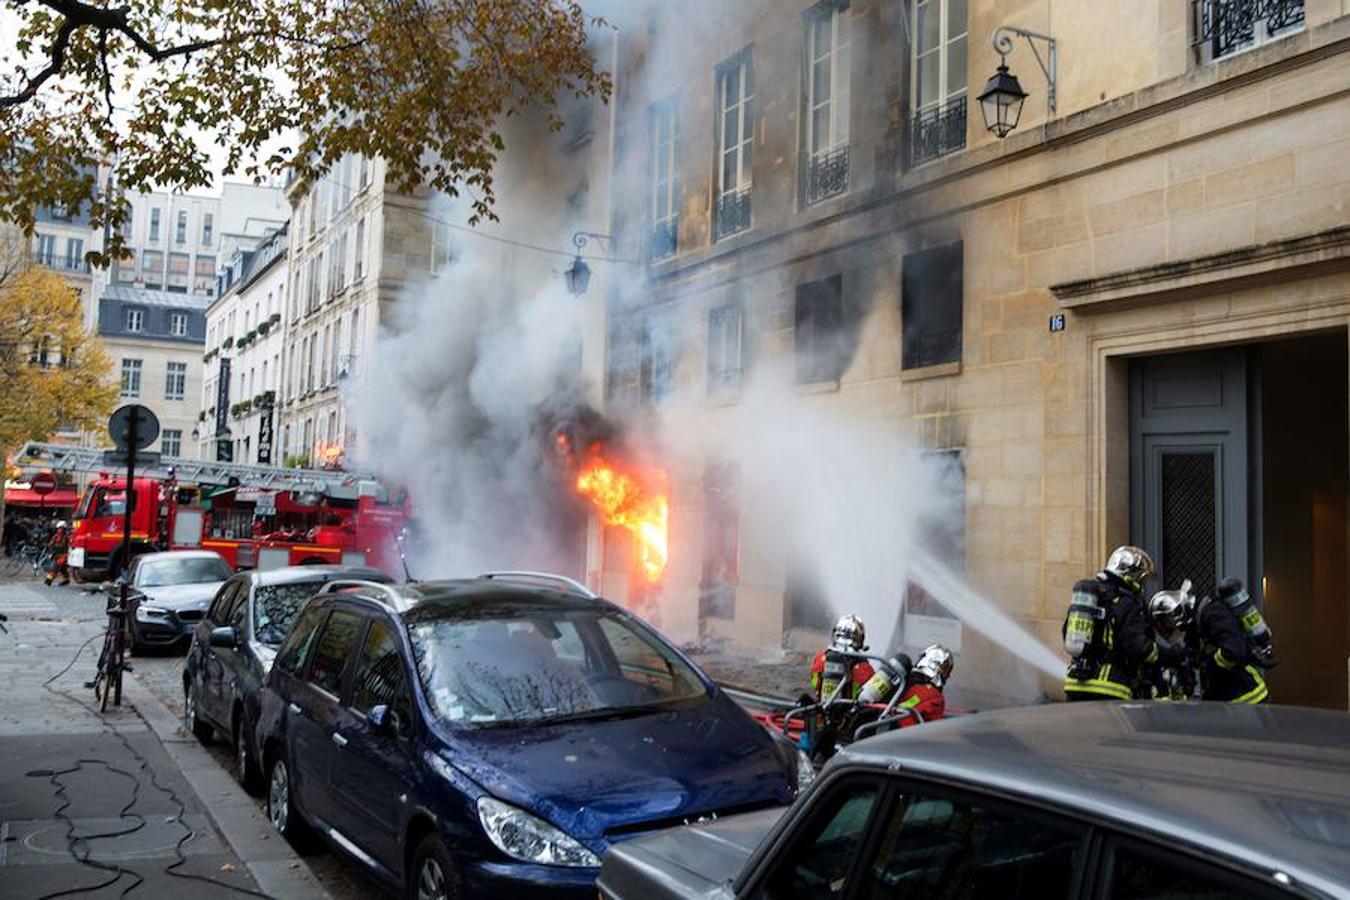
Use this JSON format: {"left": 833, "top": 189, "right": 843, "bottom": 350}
{"left": 1161, "top": 452, "right": 1217, "bottom": 597}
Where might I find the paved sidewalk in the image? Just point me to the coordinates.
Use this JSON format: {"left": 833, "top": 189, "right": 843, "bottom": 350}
{"left": 0, "top": 577, "right": 330, "bottom": 900}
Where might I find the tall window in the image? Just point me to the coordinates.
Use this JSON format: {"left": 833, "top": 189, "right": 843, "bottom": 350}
{"left": 161, "top": 429, "right": 182, "bottom": 458}
{"left": 170, "top": 312, "right": 188, "bottom": 337}
{"left": 167, "top": 252, "right": 190, "bottom": 293}
{"left": 34, "top": 233, "right": 56, "bottom": 266}
{"left": 700, "top": 463, "right": 740, "bottom": 620}
{"left": 638, "top": 321, "right": 672, "bottom": 407}
{"left": 149, "top": 207, "right": 161, "bottom": 241}
{"left": 431, "top": 223, "right": 451, "bottom": 274}
{"left": 165, "top": 361, "right": 187, "bottom": 400}
{"left": 201, "top": 212, "right": 214, "bottom": 246}
{"left": 794, "top": 274, "right": 849, "bottom": 384}
{"left": 803, "top": 0, "right": 851, "bottom": 204}
{"left": 1195, "top": 0, "right": 1305, "bottom": 60}
{"left": 330, "top": 322, "right": 340, "bottom": 381}
{"left": 141, "top": 250, "right": 163, "bottom": 289}
{"left": 125, "top": 307, "right": 144, "bottom": 333}
{"left": 359, "top": 155, "right": 371, "bottom": 188}
{"left": 707, "top": 303, "right": 744, "bottom": 398}
{"left": 120, "top": 359, "right": 142, "bottom": 397}
{"left": 65, "top": 238, "right": 84, "bottom": 270}
{"left": 715, "top": 49, "right": 754, "bottom": 239}
{"left": 354, "top": 218, "right": 366, "bottom": 280}
{"left": 649, "top": 98, "right": 679, "bottom": 261}
{"left": 176, "top": 210, "right": 188, "bottom": 244}
{"left": 321, "top": 325, "right": 331, "bottom": 385}
{"left": 901, "top": 241, "right": 963, "bottom": 369}
{"left": 332, "top": 233, "right": 348, "bottom": 294}
{"left": 910, "top": 0, "right": 968, "bottom": 167}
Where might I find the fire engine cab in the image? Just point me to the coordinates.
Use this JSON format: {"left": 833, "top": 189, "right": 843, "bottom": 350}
{"left": 14, "top": 442, "right": 410, "bottom": 581}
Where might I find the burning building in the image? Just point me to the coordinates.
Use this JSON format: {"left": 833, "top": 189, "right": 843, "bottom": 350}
{"left": 357, "top": 0, "right": 1350, "bottom": 711}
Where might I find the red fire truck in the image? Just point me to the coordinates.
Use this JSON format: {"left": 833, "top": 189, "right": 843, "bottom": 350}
{"left": 13, "top": 442, "right": 410, "bottom": 581}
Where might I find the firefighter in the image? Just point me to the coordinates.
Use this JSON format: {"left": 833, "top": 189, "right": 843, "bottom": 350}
{"left": 1193, "top": 578, "right": 1270, "bottom": 704}
{"left": 44, "top": 520, "right": 70, "bottom": 586}
{"left": 1147, "top": 582, "right": 1199, "bottom": 701}
{"left": 896, "top": 644, "right": 954, "bottom": 723}
{"left": 809, "top": 615, "right": 874, "bottom": 702}
{"left": 1063, "top": 546, "right": 1180, "bottom": 701}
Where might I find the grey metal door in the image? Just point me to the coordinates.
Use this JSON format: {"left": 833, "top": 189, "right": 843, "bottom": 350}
{"left": 1131, "top": 349, "right": 1250, "bottom": 598}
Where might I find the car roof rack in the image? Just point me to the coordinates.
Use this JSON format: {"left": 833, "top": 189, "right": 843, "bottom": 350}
{"left": 317, "top": 578, "right": 409, "bottom": 611}
{"left": 478, "top": 571, "right": 598, "bottom": 600}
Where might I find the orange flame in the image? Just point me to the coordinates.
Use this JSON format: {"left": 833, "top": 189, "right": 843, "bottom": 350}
{"left": 575, "top": 454, "right": 669, "bottom": 583}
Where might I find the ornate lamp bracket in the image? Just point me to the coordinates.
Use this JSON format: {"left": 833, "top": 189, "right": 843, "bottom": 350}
{"left": 992, "top": 25, "right": 1057, "bottom": 115}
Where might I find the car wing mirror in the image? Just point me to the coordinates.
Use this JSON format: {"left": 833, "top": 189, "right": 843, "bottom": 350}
{"left": 368, "top": 704, "right": 404, "bottom": 736}
{"left": 209, "top": 626, "right": 239, "bottom": 648}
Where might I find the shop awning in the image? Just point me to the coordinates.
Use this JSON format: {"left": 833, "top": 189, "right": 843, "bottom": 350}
{"left": 4, "top": 487, "right": 79, "bottom": 507}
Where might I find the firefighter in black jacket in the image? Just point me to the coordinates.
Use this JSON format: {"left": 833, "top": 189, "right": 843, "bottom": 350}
{"left": 1063, "top": 546, "right": 1181, "bottom": 701}
{"left": 1194, "top": 578, "right": 1270, "bottom": 704}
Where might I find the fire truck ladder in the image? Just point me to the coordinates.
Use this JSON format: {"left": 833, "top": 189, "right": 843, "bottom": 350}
{"left": 11, "top": 442, "right": 384, "bottom": 500}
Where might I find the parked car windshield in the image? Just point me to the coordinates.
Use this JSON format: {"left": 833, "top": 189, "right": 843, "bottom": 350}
{"left": 137, "top": 556, "right": 231, "bottom": 587}
{"left": 254, "top": 582, "right": 322, "bottom": 645}
{"left": 408, "top": 607, "right": 707, "bottom": 727}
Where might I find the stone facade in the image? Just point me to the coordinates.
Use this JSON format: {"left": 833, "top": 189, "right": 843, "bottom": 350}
{"left": 588, "top": 0, "right": 1350, "bottom": 708}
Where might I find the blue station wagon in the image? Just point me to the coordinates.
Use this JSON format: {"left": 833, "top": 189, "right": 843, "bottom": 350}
{"left": 254, "top": 573, "right": 811, "bottom": 899}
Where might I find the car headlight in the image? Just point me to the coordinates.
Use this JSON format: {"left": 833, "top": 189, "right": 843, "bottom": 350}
{"left": 476, "top": 797, "right": 600, "bottom": 868}
{"left": 135, "top": 604, "right": 170, "bottom": 623}
{"left": 796, "top": 750, "right": 816, "bottom": 793}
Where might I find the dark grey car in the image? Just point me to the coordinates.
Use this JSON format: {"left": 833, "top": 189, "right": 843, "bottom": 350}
{"left": 113, "top": 550, "right": 233, "bottom": 652}
{"left": 598, "top": 702, "right": 1350, "bottom": 900}
{"left": 183, "top": 565, "right": 393, "bottom": 789}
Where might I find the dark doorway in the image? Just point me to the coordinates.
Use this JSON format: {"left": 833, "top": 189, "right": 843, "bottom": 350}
{"left": 1259, "top": 331, "right": 1348, "bottom": 709}
{"left": 1130, "top": 332, "right": 1349, "bottom": 710}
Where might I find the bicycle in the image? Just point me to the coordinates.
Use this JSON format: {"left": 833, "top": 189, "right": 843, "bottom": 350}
{"left": 90, "top": 592, "right": 131, "bottom": 712}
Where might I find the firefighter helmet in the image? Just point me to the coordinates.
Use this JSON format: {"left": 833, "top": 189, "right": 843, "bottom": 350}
{"left": 1148, "top": 580, "right": 1195, "bottom": 640}
{"left": 830, "top": 615, "right": 866, "bottom": 652}
{"left": 913, "top": 644, "right": 955, "bottom": 688}
{"left": 1104, "top": 546, "right": 1156, "bottom": 590}
{"left": 54, "top": 520, "right": 68, "bottom": 529}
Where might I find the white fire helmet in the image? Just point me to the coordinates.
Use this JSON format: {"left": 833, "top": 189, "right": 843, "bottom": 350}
{"left": 830, "top": 615, "right": 866, "bottom": 652}
{"left": 54, "top": 520, "right": 68, "bottom": 529}
{"left": 1148, "top": 580, "right": 1195, "bottom": 640}
{"left": 1104, "top": 546, "right": 1156, "bottom": 590}
{"left": 913, "top": 644, "right": 954, "bottom": 688}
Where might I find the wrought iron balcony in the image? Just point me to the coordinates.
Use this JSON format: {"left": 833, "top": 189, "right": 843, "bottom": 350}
{"left": 805, "top": 147, "right": 849, "bottom": 205}
{"left": 715, "top": 188, "right": 753, "bottom": 239}
{"left": 649, "top": 217, "right": 678, "bottom": 262}
{"left": 1193, "top": 0, "right": 1304, "bottom": 58}
{"left": 908, "top": 97, "right": 967, "bottom": 169}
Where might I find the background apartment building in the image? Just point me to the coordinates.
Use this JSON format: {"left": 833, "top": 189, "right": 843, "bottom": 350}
{"left": 277, "top": 156, "right": 443, "bottom": 467}
{"left": 582, "top": 0, "right": 1349, "bottom": 709}
{"left": 200, "top": 225, "right": 289, "bottom": 464}
{"left": 104, "top": 182, "right": 287, "bottom": 304}
{"left": 98, "top": 285, "right": 205, "bottom": 461}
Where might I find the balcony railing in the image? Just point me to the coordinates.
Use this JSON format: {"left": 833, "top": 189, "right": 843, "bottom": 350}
{"left": 33, "top": 252, "right": 90, "bottom": 273}
{"left": 649, "top": 217, "right": 678, "bottom": 262}
{"left": 715, "top": 188, "right": 753, "bottom": 239}
{"left": 805, "top": 146, "right": 849, "bottom": 205}
{"left": 1193, "top": 0, "right": 1304, "bottom": 58}
{"left": 908, "top": 97, "right": 967, "bottom": 169}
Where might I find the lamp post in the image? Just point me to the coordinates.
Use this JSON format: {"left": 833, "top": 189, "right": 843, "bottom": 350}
{"left": 564, "top": 231, "right": 614, "bottom": 296}
{"left": 978, "top": 26, "right": 1056, "bottom": 139}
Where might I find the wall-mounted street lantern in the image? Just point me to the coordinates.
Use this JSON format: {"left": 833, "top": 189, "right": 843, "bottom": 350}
{"left": 978, "top": 25, "right": 1056, "bottom": 139}
{"left": 564, "top": 231, "right": 614, "bottom": 296}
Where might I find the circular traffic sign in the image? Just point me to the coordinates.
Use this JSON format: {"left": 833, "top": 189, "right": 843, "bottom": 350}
{"left": 30, "top": 472, "right": 57, "bottom": 496}
{"left": 109, "top": 404, "right": 160, "bottom": 451}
